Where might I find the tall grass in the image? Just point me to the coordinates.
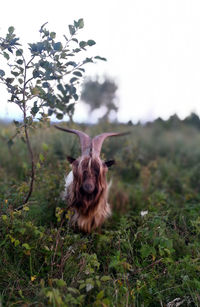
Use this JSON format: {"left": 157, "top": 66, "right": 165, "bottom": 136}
{"left": 0, "top": 120, "right": 200, "bottom": 306}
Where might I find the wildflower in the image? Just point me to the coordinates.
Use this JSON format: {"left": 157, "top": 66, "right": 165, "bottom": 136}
{"left": 141, "top": 210, "right": 148, "bottom": 217}
{"left": 31, "top": 276, "right": 36, "bottom": 282}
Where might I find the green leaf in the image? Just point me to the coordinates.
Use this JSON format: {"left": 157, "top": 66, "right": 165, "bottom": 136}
{"left": 54, "top": 279, "right": 66, "bottom": 287}
{"left": 96, "top": 290, "right": 104, "bottom": 300}
{"left": 14, "top": 240, "right": 20, "bottom": 247}
{"left": 31, "top": 87, "right": 40, "bottom": 95}
{"left": 16, "top": 59, "right": 23, "bottom": 65}
{"left": 73, "top": 48, "right": 81, "bottom": 53}
{"left": 100, "top": 276, "right": 111, "bottom": 282}
{"left": 78, "top": 18, "right": 84, "bottom": 29}
{"left": 66, "top": 61, "right": 77, "bottom": 67}
{"left": 79, "top": 41, "right": 87, "bottom": 48}
{"left": 94, "top": 56, "right": 107, "bottom": 61}
{"left": 50, "top": 32, "right": 56, "bottom": 39}
{"left": 39, "top": 153, "right": 45, "bottom": 162}
{"left": 73, "top": 71, "right": 82, "bottom": 77}
{"left": 2, "top": 215, "right": 7, "bottom": 221}
{"left": 10, "top": 38, "right": 20, "bottom": 46}
{"left": 57, "top": 84, "right": 65, "bottom": 92}
{"left": 69, "top": 25, "right": 76, "bottom": 36}
{"left": 102, "top": 298, "right": 110, "bottom": 305}
{"left": 33, "top": 70, "right": 40, "bottom": 78}
{"left": 68, "top": 287, "right": 79, "bottom": 294}
{"left": 37, "top": 162, "right": 41, "bottom": 169}
{"left": 3, "top": 52, "right": 9, "bottom": 60}
{"left": 56, "top": 113, "right": 63, "bottom": 120}
{"left": 69, "top": 86, "right": 76, "bottom": 95}
{"left": 16, "top": 49, "right": 23, "bottom": 56}
{"left": 0, "top": 70, "right": 5, "bottom": 77}
{"left": 72, "top": 38, "right": 78, "bottom": 43}
{"left": 42, "top": 143, "right": 49, "bottom": 151}
{"left": 29, "top": 43, "right": 38, "bottom": 53}
{"left": 77, "top": 68, "right": 85, "bottom": 72}
{"left": 70, "top": 77, "right": 78, "bottom": 83}
{"left": 6, "top": 78, "right": 14, "bottom": 84}
{"left": 87, "top": 40, "right": 96, "bottom": 46}
{"left": 8, "top": 26, "right": 15, "bottom": 34}
{"left": 11, "top": 71, "right": 19, "bottom": 77}
{"left": 43, "top": 30, "right": 49, "bottom": 36}
{"left": 53, "top": 42, "right": 62, "bottom": 51}
{"left": 63, "top": 95, "right": 70, "bottom": 103}
{"left": 22, "top": 243, "right": 31, "bottom": 250}
{"left": 73, "top": 94, "right": 79, "bottom": 101}
{"left": 67, "top": 103, "right": 74, "bottom": 112}
{"left": 79, "top": 283, "right": 86, "bottom": 290}
{"left": 36, "top": 42, "right": 45, "bottom": 53}
{"left": 48, "top": 109, "right": 54, "bottom": 116}
{"left": 23, "top": 206, "right": 29, "bottom": 211}
{"left": 42, "top": 82, "right": 50, "bottom": 88}
{"left": 83, "top": 57, "right": 93, "bottom": 64}
{"left": 140, "top": 245, "right": 156, "bottom": 259}
{"left": 31, "top": 106, "right": 39, "bottom": 115}
{"left": 18, "top": 78, "right": 23, "bottom": 84}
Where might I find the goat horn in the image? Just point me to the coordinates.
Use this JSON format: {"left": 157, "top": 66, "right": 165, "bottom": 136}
{"left": 54, "top": 126, "right": 92, "bottom": 156}
{"left": 92, "top": 131, "right": 130, "bottom": 157}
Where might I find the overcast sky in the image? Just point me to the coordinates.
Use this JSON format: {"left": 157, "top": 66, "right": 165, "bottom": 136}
{"left": 1, "top": 0, "right": 200, "bottom": 123}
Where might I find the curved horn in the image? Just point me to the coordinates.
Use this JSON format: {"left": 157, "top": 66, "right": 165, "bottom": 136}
{"left": 92, "top": 131, "right": 130, "bottom": 157}
{"left": 54, "top": 126, "right": 92, "bottom": 156}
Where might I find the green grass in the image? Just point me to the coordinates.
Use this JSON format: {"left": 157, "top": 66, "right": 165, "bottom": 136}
{"left": 0, "top": 120, "right": 200, "bottom": 306}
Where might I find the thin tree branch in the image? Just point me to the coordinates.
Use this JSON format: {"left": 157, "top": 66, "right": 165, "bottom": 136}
{"left": 26, "top": 55, "right": 35, "bottom": 67}
{"left": 21, "top": 56, "right": 35, "bottom": 205}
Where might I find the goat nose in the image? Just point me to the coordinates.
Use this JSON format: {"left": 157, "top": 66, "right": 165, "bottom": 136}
{"left": 83, "top": 183, "right": 94, "bottom": 194}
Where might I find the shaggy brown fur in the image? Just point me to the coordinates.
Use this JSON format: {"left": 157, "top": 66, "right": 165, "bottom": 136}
{"left": 66, "top": 156, "right": 111, "bottom": 233}
{"left": 55, "top": 125, "right": 128, "bottom": 233}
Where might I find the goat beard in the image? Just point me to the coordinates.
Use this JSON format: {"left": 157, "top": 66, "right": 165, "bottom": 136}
{"left": 72, "top": 182, "right": 106, "bottom": 215}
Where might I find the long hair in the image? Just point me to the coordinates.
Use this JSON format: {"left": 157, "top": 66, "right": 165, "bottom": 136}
{"left": 71, "top": 156, "right": 107, "bottom": 215}
{"left": 55, "top": 126, "right": 129, "bottom": 232}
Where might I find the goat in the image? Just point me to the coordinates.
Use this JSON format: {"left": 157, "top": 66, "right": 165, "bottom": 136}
{"left": 55, "top": 126, "right": 127, "bottom": 233}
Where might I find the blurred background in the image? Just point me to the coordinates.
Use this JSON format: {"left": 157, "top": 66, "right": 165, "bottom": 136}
{"left": 1, "top": 0, "right": 200, "bottom": 123}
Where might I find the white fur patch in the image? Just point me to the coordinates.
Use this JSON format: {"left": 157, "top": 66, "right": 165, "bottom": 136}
{"left": 61, "top": 171, "right": 73, "bottom": 200}
{"left": 65, "top": 171, "right": 73, "bottom": 187}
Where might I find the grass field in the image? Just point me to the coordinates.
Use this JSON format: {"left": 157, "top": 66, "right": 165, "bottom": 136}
{"left": 0, "top": 118, "right": 200, "bottom": 306}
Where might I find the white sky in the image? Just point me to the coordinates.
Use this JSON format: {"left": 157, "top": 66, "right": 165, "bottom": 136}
{"left": 1, "top": 0, "right": 200, "bottom": 123}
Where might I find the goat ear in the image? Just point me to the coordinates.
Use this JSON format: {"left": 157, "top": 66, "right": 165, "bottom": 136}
{"left": 67, "top": 156, "right": 76, "bottom": 164}
{"left": 105, "top": 160, "right": 115, "bottom": 168}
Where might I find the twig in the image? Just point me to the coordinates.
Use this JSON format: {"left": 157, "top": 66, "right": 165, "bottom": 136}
{"left": 133, "top": 258, "right": 163, "bottom": 274}
{"left": 21, "top": 56, "right": 35, "bottom": 205}
{"left": 51, "top": 219, "right": 65, "bottom": 274}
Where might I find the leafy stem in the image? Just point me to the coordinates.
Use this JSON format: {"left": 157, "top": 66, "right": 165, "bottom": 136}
{"left": 22, "top": 58, "right": 35, "bottom": 204}
{"left": 0, "top": 20, "right": 105, "bottom": 207}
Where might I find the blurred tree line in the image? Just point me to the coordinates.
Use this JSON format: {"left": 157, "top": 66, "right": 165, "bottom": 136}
{"left": 147, "top": 113, "right": 200, "bottom": 130}
{"left": 81, "top": 76, "right": 200, "bottom": 129}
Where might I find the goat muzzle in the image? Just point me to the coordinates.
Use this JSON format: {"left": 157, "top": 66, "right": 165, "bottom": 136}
{"left": 82, "top": 182, "right": 95, "bottom": 194}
